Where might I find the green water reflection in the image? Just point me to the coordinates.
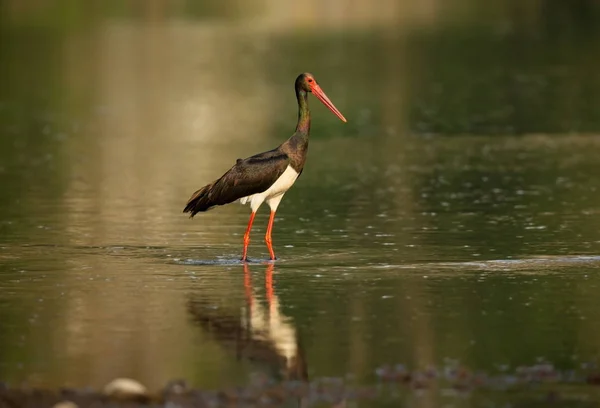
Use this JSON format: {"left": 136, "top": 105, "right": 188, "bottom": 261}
{"left": 1, "top": 1, "right": 600, "bottom": 406}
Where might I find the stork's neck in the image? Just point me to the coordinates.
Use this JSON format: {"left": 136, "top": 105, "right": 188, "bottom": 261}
{"left": 282, "top": 87, "right": 310, "bottom": 172}
{"left": 295, "top": 88, "right": 310, "bottom": 136}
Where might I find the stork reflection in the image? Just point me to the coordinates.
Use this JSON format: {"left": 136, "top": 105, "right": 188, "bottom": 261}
{"left": 187, "top": 263, "right": 307, "bottom": 382}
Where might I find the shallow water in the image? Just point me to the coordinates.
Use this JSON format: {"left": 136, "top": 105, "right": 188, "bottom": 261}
{"left": 1, "top": 2, "right": 600, "bottom": 407}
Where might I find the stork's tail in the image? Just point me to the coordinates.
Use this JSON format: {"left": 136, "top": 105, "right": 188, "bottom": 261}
{"left": 183, "top": 183, "right": 216, "bottom": 217}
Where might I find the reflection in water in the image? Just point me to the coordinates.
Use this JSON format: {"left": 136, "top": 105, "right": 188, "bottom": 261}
{"left": 1, "top": 1, "right": 600, "bottom": 405}
{"left": 187, "top": 263, "right": 307, "bottom": 382}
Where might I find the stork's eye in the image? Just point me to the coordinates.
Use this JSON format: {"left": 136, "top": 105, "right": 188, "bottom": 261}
{"left": 307, "top": 78, "right": 313, "bottom": 83}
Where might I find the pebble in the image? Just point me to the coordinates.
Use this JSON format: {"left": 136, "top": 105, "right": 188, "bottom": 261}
{"left": 163, "top": 378, "right": 188, "bottom": 395}
{"left": 53, "top": 401, "right": 78, "bottom": 408}
{"left": 103, "top": 378, "right": 147, "bottom": 398}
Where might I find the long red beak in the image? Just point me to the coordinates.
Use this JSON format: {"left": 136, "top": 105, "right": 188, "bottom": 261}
{"left": 311, "top": 84, "right": 347, "bottom": 123}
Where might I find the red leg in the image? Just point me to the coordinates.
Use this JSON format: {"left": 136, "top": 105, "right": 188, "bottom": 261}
{"left": 241, "top": 212, "right": 256, "bottom": 262}
{"left": 265, "top": 211, "right": 276, "bottom": 260}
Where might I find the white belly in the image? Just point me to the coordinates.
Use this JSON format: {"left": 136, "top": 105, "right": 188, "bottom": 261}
{"left": 240, "top": 165, "right": 299, "bottom": 212}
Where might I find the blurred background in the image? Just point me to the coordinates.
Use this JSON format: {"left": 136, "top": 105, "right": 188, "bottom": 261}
{"left": 1, "top": 0, "right": 600, "bottom": 404}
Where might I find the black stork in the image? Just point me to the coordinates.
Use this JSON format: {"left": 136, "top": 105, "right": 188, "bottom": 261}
{"left": 183, "top": 72, "right": 346, "bottom": 261}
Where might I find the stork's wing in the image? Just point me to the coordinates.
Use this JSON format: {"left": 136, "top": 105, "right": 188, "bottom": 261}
{"left": 184, "top": 148, "right": 290, "bottom": 215}
{"left": 213, "top": 149, "right": 290, "bottom": 204}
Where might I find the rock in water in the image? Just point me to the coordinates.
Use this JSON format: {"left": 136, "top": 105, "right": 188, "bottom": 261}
{"left": 53, "top": 402, "right": 78, "bottom": 408}
{"left": 103, "top": 378, "right": 147, "bottom": 399}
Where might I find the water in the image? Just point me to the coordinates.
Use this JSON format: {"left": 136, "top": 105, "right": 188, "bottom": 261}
{"left": 1, "top": 1, "right": 600, "bottom": 406}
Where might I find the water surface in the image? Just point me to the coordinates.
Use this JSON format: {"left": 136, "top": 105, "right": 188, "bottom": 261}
{"left": 1, "top": 2, "right": 600, "bottom": 406}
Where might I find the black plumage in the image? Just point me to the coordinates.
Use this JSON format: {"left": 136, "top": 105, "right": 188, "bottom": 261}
{"left": 183, "top": 148, "right": 290, "bottom": 216}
